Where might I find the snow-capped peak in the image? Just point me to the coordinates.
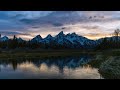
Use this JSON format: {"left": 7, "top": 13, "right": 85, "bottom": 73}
{"left": 56, "top": 31, "right": 65, "bottom": 38}
{"left": 35, "top": 35, "right": 42, "bottom": 39}
{"left": 0, "top": 36, "right": 9, "bottom": 41}
{"left": 70, "top": 32, "right": 79, "bottom": 37}
{"left": 17, "top": 37, "right": 24, "bottom": 42}
{"left": 31, "top": 35, "right": 43, "bottom": 42}
{"left": 45, "top": 34, "right": 53, "bottom": 39}
{"left": 43, "top": 34, "right": 54, "bottom": 44}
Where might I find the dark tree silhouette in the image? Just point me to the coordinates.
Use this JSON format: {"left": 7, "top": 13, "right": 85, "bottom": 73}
{"left": 13, "top": 35, "right": 17, "bottom": 40}
{"left": 114, "top": 29, "right": 120, "bottom": 37}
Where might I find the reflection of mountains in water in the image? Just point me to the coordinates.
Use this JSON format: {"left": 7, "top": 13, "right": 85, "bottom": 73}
{"left": 0, "top": 55, "right": 93, "bottom": 70}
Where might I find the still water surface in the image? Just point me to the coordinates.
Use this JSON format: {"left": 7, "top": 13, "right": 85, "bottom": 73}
{"left": 0, "top": 55, "right": 102, "bottom": 79}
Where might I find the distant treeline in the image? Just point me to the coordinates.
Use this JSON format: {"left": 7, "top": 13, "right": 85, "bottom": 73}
{"left": 96, "top": 29, "right": 120, "bottom": 50}
{"left": 95, "top": 37, "right": 120, "bottom": 50}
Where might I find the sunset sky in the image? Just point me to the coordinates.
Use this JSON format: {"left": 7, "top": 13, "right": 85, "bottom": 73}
{"left": 0, "top": 11, "right": 120, "bottom": 40}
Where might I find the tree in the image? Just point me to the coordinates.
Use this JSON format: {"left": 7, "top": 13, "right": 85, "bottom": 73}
{"left": 13, "top": 35, "right": 17, "bottom": 40}
{"left": 113, "top": 29, "right": 120, "bottom": 42}
{"left": 9, "top": 35, "right": 18, "bottom": 49}
{"left": 114, "top": 29, "right": 120, "bottom": 37}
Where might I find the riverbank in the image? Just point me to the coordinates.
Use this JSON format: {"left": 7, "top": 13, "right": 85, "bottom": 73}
{"left": 99, "top": 56, "right": 120, "bottom": 79}
{"left": 0, "top": 49, "right": 98, "bottom": 59}
{"left": 88, "top": 49, "right": 120, "bottom": 79}
{"left": 0, "top": 49, "right": 119, "bottom": 59}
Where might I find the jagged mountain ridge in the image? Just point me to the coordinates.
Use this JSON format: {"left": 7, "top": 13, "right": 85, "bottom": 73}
{"left": 0, "top": 31, "right": 119, "bottom": 49}
{"left": 30, "top": 31, "right": 97, "bottom": 48}
{"left": 0, "top": 36, "right": 9, "bottom": 41}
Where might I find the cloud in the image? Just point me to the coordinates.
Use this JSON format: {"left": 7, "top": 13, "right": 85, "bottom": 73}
{"left": 7, "top": 11, "right": 53, "bottom": 19}
{"left": 0, "top": 20, "right": 25, "bottom": 30}
{"left": 0, "top": 11, "right": 120, "bottom": 40}
{"left": 52, "top": 23, "right": 63, "bottom": 27}
{"left": 80, "top": 25, "right": 99, "bottom": 30}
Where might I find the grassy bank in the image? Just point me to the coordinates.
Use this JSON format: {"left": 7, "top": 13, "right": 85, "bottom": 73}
{"left": 0, "top": 49, "right": 119, "bottom": 59}
{"left": 88, "top": 49, "right": 120, "bottom": 79}
{"left": 99, "top": 56, "right": 120, "bottom": 79}
{"left": 0, "top": 49, "right": 98, "bottom": 59}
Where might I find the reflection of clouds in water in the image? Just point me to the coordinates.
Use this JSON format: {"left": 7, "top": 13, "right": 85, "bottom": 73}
{"left": 0, "top": 64, "right": 13, "bottom": 71}
{"left": 16, "top": 62, "right": 101, "bottom": 79}
{"left": 0, "top": 56, "right": 102, "bottom": 79}
{"left": 18, "top": 62, "right": 39, "bottom": 73}
{"left": 0, "top": 62, "right": 101, "bottom": 79}
{"left": 17, "top": 62, "right": 61, "bottom": 78}
{"left": 63, "top": 65, "right": 100, "bottom": 79}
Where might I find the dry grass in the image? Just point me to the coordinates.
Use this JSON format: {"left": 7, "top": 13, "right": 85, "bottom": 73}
{"left": 99, "top": 56, "right": 120, "bottom": 79}
{"left": 0, "top": 50, "right": 96, "bottom": 59}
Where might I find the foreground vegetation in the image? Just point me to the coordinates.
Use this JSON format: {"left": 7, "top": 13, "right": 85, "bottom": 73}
{"left": 88, "top": 49, "right": 120, "bottom": 79}
{"left": 99, "top": 56, "right": 120, "bottom": 79}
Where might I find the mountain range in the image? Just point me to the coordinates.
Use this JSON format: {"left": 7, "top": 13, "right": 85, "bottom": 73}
{"left": 30, "top": 31, "right": 97, "bottom": 48}
{"left": 0, "top": 31, "right": 119, "bottom": 49}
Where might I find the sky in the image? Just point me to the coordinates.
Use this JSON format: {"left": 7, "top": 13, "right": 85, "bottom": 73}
{"left": 0, "top": 11, "right": 120, "bottom": 40}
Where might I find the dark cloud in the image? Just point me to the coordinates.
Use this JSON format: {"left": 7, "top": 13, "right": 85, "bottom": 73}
{"left": 18, "top": 11, "right": 84, "bottom": 26}
{"left": 32, "top": 26, "right": 40, "bottom": 28}
{"left": 52, "top": 23, "right": 63, "bottom": 27}
{"left": 61, "top": 27, "right": 66, "bottom": 29}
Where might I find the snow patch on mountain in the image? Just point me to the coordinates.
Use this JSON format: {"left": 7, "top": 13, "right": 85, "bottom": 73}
{"left": 0, "top": 36, "right": 9, "bottom": 41}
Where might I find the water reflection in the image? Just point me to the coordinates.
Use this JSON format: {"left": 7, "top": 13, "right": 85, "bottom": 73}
{"left": 0, "top": 55, "right": 102, "bottom": 79}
